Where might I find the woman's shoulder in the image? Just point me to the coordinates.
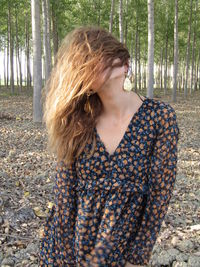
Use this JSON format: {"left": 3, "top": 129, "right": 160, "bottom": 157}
{"left": 146, "top": 97, "right": 177, "bottom": 119}
{"left": 146, "top": 98, "right": 179, "bottom": 140}
{"left": 144, "top": 97, "right": 179, "bottom": 137}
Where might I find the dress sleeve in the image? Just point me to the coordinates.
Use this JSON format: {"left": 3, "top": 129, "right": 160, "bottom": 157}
{"left": 124, "top": 105, "right": 180, "bottom": 266}
{"left": 39, "top": 160, "right": 78, "bottom": 267}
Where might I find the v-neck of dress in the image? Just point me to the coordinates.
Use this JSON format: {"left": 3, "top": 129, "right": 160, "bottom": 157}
{"left": 94, "top": 97, "right": 149, "bottom": 159}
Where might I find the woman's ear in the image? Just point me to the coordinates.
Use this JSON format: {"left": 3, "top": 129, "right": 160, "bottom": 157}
{"left": 124, "top": 59, "right": 130, "bottom": 73}
{"left": 124, "top": 63, "right": 129, "bottom": 73}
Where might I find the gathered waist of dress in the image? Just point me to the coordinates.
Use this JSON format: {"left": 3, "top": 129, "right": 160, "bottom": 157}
{"left": 76, "top": 178, "right": 149, "bottom": 196}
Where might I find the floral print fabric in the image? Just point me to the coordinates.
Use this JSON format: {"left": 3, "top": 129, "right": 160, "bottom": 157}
{"left": 39, "top": 97, "right": 180, "bottom": 266}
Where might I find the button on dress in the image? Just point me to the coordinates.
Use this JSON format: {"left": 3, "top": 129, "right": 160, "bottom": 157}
{"left": 39, "top": 97, "right": 180, "bottom": 267}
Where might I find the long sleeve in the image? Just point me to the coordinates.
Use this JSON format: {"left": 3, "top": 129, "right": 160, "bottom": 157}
{"left": 125, "top": 105, "right": 180, "bottom": 265}
{"left": 39, "top": 160, "right": 78, "bottom": 267}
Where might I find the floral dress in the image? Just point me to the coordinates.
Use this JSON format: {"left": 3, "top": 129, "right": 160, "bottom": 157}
{"left": 39, "top": 96, "right": 180, "bottom": 266}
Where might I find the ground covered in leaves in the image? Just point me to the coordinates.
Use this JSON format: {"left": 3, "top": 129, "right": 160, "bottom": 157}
{"left": 0, "top": 88, "right": 199, "bottom": 267}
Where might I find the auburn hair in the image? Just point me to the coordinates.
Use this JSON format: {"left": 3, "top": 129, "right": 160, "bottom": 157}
{"left": 42, "top": 25, "right": 130, "bottom": 167}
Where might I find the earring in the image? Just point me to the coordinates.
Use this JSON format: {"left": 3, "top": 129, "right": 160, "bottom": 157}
{"left": 84, "top": 90, "right": 94, "bottom": 113}
{"left": 86, "top": 90, "right": 95, "bottom": 97}
{"left": 123, "top": 73, "right": 132, "bottom": 91}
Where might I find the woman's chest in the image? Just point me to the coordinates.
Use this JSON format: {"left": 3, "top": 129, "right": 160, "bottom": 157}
{"left": 75, "top": 123, "right": 156, "bottom": 194}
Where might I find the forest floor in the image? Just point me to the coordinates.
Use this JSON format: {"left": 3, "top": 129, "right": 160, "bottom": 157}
{"left": 0, "top": 87, "right": 199, "bottom": 267}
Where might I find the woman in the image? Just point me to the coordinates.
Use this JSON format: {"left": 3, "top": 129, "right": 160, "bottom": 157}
{"left": 39, "top": 25, "right": 180, "bottom": 267}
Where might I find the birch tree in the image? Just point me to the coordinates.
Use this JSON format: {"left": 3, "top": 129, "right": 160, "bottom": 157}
{"left": 173, "top": 0, "right": 178, "bottom": 102}
{"left": 184, "top": 0, "right": 193, "bottom": 98}
{"left": 31, "top": 0, "right": 43, "bottom": 122}
{"left": 190, "top": 0, "right": 198, "bottom": 92}
{"left": 42, "top": 0, "right": 52, "bottom": 82}
{"left": 8, "top": 1, "right": 14, "bottom": 93}
{"left": 147, "top": 0, "right": 154, "bottom": 97}
{"left": 119, "top": 0, "right": 123, "bottom": 43}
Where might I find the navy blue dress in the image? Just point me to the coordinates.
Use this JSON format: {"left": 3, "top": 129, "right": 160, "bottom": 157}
{"left": 39, "top": 96, "right": 180, "bottom": 266}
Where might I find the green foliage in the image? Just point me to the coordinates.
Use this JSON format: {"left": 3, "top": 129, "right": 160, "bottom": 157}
{"left": 0, "top": 0, "right": 199, "bottom": 66}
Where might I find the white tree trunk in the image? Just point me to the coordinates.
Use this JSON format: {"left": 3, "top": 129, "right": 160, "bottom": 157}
{"left": 138, "top": 34, "right": 141, "bottom": 90}
{"left": 25, "top": 14, "right": 31, "bottom": 90}
{"left": 160, "top": 47, "right": 163, "bottom": 89}
{"left": 173, "top": 0, "right": 178, "bottom": 102}
{"left": 190, "top": 0, "right": 197, "bottom": 92}
{"left": 124, "top": 0, "right": 129, "bottom": 46}
{"left": 119, "top": 0, "right": 123, "bottom": 43}
{"left": 164, "top": 32, "right": 168, "bottom": 95}
{"left": 31, "top": 0, "right": 43, "bottom": 122}
{"left": 42, "top": 0, "right": 52, "bottom": 82}
{"left": 8, "top": 1, "right": 14, "bottom": 93}
{"left": 134, "top": 19, "right": 138, "bottom": 92}
{"left": 197, "top": 49, "right": 200, "bottom": 90}
{"left": 184, "top": 0, "right": 193, "bottom": 98}
{"left": 147, "top": 0, "right": 154, "bottom": 97}
{"left": 15, "top": 7, "right": 23, "bottom": 92}
{"left": 4, "top": 47, "right": 6, "bottom": 86}
{"left": 130, "top": 31, "right": 134, "bottom": 82}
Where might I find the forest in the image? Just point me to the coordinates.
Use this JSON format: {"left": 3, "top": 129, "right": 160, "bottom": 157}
{"left": 0, "top": 0, "right": 200, "bottom": 102}
{"left": 0, "top": 0, "right": 199, "bottom": 267}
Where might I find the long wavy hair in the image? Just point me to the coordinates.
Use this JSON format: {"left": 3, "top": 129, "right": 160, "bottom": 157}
{"left": 42, "top": 25, "right": 130, "bottom": 167}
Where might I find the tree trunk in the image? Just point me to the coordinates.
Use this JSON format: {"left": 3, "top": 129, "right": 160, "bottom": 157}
{"left": 31, "top": 0, "right": 43, "bottom": 122}
{"left": 124, "top": 0, "right": 129, "bottom": 46}
{"left": 147, "top": 0, "right": 154, "bottom": 97}
{"left": 190, "top": 31, "right": 195, "bottom": 93}
{"left": 184, "top": 0, "right": 193, "bottom": 98}
{"left": 8, "top": 1, "right": 14, "bottom": 93}
{"left": 25, "top": 15, "right": 31, "bottom": 90}
{"left": 160, "top": 47, "right": 163, "bottom": 90}
{"left": 16, "top": 46, "right": 19, "bottom": 87}
{"left": 129, "top": 31, "right": 134, "bottom": 82}
{"left": 138, "top": 32, "right": 141, "bottom": 91}
{"left": 134, "top": 15, "right": 138, "bottom": 92}
{"left": 194, "top": 62, "right": 198, "bottom": 91}
{"left": 190, "top": 0, "right": 197, "bottom": 93}
{"left": 4, "top": 47, "right": 6, "bottom": 87}
{"left": 7, "top": 17, "right": 9, "bottom": 88}
{"left": 51, "top": 2, "right": 59, "bottom": 63}
{"left": 42, "top": 0, "right": 52, "bottom": 82}
{"left": 46, "top": 0, "right": 52, "bottom": 72}
{"left": 119, "top": 0, "right": 123, "bottom": 43}
{"left": 198, "top": 49, "right": 200, "bottom": 90}
{"left": 109, "top": 0, "right": 115, "bottom": 33}
{"left": 182, "top": 61, "right": 185, "bottom": 90}
{"left": 15, "top": 6, "right": 23, "bottom": 92}
{"left": 164, "top": 32, "right": 168, "bottom": 96}
{"left": 173, "top": 0, "right": 178, "bottom": 102}
{"left": 144, "top": 61, "right": 147, "bottom": 90}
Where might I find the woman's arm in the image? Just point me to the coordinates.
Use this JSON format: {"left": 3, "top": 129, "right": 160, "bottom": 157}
{"left": 39, "top": 160, "right": 78, "bottom": 266}
{"left": 124, "top": 105, "right": 180, "bottom": 265}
